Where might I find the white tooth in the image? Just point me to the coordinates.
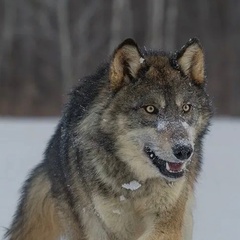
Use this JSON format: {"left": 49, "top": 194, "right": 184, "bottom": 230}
{"left": 166, "top": 162, "right": 171, "bottom": 171}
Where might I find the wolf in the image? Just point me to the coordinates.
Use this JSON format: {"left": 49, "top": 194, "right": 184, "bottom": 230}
{"left": 5, "top": 38, "right": 212, "bottom": 240}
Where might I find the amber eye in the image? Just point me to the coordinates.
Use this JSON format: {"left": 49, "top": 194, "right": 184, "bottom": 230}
{"left": 144, "top": 105, "right": 158, "bottom": 114}
{"left": 182, "top": 103, "right": 192, "bottom": 113}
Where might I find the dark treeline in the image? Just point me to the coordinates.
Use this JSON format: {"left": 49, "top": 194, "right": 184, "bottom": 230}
{"left": 0, "top": 0, "right": 239, "bottom": 116}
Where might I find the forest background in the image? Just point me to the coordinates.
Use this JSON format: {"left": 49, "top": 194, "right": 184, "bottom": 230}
{"left": 0, "top": 0, "right": 239, "bottom": 116}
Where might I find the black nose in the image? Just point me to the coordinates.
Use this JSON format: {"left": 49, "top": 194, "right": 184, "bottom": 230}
{"left": 173, "top": 144, "right": 193, "bottom": 160}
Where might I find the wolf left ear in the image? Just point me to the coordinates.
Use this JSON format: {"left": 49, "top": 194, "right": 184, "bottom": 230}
{"left": 177, "top": 38, "right": 205, "bottom": 84}
{"left": 109, "top": 38, "right": 144, "bottom": 90}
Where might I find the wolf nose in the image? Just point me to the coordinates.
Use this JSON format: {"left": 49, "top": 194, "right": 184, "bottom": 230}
{"left": 173, "top": 144, "right": 193, "bottom": 160}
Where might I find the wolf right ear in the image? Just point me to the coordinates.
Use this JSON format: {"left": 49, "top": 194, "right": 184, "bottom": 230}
{"left": 109, "top": 38, "right": 144, "bottom": 90}
{"left": 177, "top": 38, "right": 205, "bottom": 84}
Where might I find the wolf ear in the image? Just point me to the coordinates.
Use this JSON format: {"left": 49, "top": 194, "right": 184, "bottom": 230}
{"left": 177, "top": 38, "right": 205, "bottom": 84}
{"left": 109, "top": 38, "right": 144, "bottom": 90}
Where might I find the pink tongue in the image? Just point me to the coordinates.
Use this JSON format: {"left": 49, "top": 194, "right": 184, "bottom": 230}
{"left": 168, "top": 162, "right": 183, "bottom": 172}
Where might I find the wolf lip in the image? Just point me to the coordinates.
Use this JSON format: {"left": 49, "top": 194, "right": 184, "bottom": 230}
{"left": 144, "top": 147, "right": 185, "bottom": 179}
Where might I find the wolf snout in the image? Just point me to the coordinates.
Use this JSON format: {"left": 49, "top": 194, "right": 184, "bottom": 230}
{"left": 172, "top": 144, "right": 193, "bottom": 161}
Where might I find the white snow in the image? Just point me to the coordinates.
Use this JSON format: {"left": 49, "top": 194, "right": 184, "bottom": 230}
{"left": 120, "top": 195, "right": 126, "bottom": 201}
{"left": 112, "top": 209, "right": 121, "bottom": 215}
{"left": 1, "top": 117, "right": 240, "bottom": 239}
{"left": 122, "top": 180, "right": 142, "bottom": 191}
{"left": 157, "top": 120, "right": 167, "bottom": 131}
{"left": 193, "top": 118, "right": 240, "bottom": 240}
{"left": 0, "top": 118, "right": 57, "bottom": 239}
{"left": 139, "top": 57, "right": 145, "bottom": 64}
{"left": 181, "top": 120, "right": 196, "bottom": 146}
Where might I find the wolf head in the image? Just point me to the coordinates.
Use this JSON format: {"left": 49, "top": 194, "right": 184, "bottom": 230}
{"left": 95, "top": 38, "right": 212, "bottom": 183}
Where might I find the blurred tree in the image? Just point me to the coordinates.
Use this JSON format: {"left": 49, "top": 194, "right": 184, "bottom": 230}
{"left": 164, "top": 0, "right": 178, "bottom": 51}
{"left": 0, "top": 0, "right": 15, "bottom": 71}
{"left": 109, "top": 0, "right": 133, "bottom": 53}
{"left": 147, "top": 0, "right": 165, "bottom": 49}
{"left": 57, "top": 0, "right": 73, "bottom": 94}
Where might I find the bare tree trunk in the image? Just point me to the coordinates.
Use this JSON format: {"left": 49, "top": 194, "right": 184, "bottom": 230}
{"left": 164, "top": 0, "right": 179, "bottom": 51}
{"left": 57, "top": 0, "right": 73, "bottom": 94}
{"left": 109, "top": 0, "right": 133, "bottom": 53}
{"left": 0, "top": 0, "right": 16, "bottom": 79}
{"left": 73, "top": 0, "right": 99, "bottom": 75}
{"left": 147, "top": 0, "right": 165, "bottom": 49}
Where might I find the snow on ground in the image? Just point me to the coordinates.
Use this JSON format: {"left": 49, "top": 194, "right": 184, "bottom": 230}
{"left": 0, "top": 118, "right": 57, "bottom": 239}
{"left": 194, "top": 118, "right": 240, "bottom": 240}
{"left": 0, "top": 118, "right": 240, "bottom": 239}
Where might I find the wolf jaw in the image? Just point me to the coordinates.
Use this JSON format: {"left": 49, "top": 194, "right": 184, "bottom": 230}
{"left": 144, "top": 146, "right": 188, "bottom": 179}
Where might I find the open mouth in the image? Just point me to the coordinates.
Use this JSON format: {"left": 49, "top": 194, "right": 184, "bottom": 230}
{"left": 144, "top": 147, "right": 187, "bottom": 179}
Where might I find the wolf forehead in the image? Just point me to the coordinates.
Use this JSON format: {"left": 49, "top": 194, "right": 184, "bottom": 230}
{"left": 139, "top": 54, "right": 182, "bottom": 84}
